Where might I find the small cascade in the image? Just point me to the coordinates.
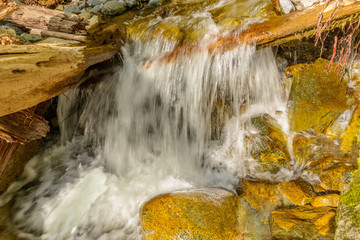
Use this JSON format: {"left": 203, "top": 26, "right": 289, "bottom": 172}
{"left": 0, "top": 0, "right": 302, "bottom": 239}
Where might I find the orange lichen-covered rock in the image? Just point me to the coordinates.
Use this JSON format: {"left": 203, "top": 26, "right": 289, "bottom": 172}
{"left": 279, "top": 178, "right": 315, "bottom": 206}
{"left": 140, "top": 188, "right": 241, "bottom": 240}
{"left": 288, "top": 58, "right": 348, "bottom": 133}
{"left": 311, "top": 194, "right": 340, "bottom": 208}
{"left": 271, "top": 205, "right": 336, "bottom": 239}
{"left": 240, "top": 179, "right": 283, "bottom": 212}
{"left": 244, "top": 114, "right": 291, "bottom": 173}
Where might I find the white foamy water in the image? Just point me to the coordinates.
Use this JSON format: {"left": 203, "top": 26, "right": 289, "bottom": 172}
{"left": 0, "top": 35, "right": 288, "bottom": 239}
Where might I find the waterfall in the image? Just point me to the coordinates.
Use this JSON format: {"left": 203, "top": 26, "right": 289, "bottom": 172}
{"left": 0, "top": 36, "right": 287, "bottom": 239}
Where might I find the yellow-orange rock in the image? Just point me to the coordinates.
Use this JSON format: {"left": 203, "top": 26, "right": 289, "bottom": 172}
{"left": 271, "top": 205, "right": 336, "bottom": 239}
{"left": 244, "top": 114, "right": 291, "bottom": 173}
{"left": 140, "top": 188, "right": 241, "bottom": 240}
{"left": 311, "top": 194, "right": 340, "bottom": 208}
{"left": 288, "top": 58, "right": 348, "bottom": 133}
{"left": 279, "top": 178, "right": 315, "bottom": 206}
{"left": 240, "top": 179, "right": 283, "bottom": 212}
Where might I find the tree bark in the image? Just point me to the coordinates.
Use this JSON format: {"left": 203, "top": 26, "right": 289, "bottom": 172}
{"left": 0, "top": 110, "right": 49, "bottom": 144}
{"left": 0, "top": 43, "right": 118, "bottom": 117}
{"left": 0, "top": 0, "right": 18, "bottom": 21}
{"left": 4, "top": 5, "right": 86, "bottom": 34}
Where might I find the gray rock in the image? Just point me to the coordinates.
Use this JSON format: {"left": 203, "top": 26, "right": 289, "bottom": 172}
{"left": 20, "top": 33, "right": 42, "bottom": 43}
{"left": 88, "top": 0, "right": 107, "bottom": 6}
{"left": 102, "top": 1, "right": 126, "bottom": 16}
{"left": 64, "top": 5, "right": 81, "bottom": 14}
{"left": 90, "top": 5, "right": 101, "bottom": 14}
{"left": 124, "top": 0, "right": 136, "bottom": 7}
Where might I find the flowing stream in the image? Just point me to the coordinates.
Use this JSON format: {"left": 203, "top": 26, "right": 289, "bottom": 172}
{"left": 0, "top": 2, "right": 292, "bottom": 239}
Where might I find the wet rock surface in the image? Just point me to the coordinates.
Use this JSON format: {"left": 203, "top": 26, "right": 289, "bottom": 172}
{"left": 140, "top": 188, "right": 241, "bottom": 240}
{"left": 271, "top": 205, "right": 336, "bottom": 239}
{"left": 288, "top": 58, "right": 348, "bottom": 133}
{"left": 245, "top": 114, "right": 291, "bottom": 173}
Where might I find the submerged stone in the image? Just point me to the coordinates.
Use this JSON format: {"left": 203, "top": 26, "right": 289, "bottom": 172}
{"left": 271, "top": 205, "right": 336, "bottom": 239}
{"left": 140, "top": 188, "right": 241, "bottom": 239}
{"left": 244, "top": 114, "right": 291, "bottom": 173}
{"left": 288, "top": 58, "right": 348, "bottom": 133}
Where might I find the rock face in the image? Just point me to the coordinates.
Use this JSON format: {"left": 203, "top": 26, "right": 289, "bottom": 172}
{"left": 335, "top": 171, "right": 360, "bottom": 240}
{"left": 271, "top": 205, "right": 336, "bottom": 239}
{"left": 244, "top": 114, "right": 291, "bottom": 173}
{"left": 288, "top": 58, "right": 348, "bottom": 132}
{"left": 140, "top": 188, "right": 241, "bottom": 240}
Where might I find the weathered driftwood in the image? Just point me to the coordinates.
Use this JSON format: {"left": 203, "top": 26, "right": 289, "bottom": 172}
{"left": 149, "top": 0, "right": 360, "bottom": 65}
{"left": 0, "top": 0, "right": 18, "bottom": 21}
{"left": 30, "top": 28, "right": 86, "bottom": 42}
{"left": 5, "top": 5, "right": 86, "bottom": 34}
{"left": 0, "top": 110, "right": 49, "bottom": 144}
{"left": 0, "top": 43, "right": 118, "bottom": 117}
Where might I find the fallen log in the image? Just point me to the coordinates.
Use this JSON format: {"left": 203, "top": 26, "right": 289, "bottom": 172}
{"left": 0, "top": 110, "right": 49, "bottom": 144}
{"left": 4, "top": 5, "right": 86, "bottom": 34}
{"left": 148, "top": 0, "right": 360, "bottom": 65}
{"left": 0, "top": 43, "right": 118, "bottom": 117}
{"left": 0, "top": 0, "right": 18, "bottom": 21}
{"left": 210, "top": 0, "right": 360, "bottom": 52}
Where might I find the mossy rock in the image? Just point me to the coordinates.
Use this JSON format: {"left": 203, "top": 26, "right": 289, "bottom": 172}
{"left": 288, "top": 58, "right": 348, "bottom": 132}
{"left": 140, "top": 188, "right": 241, "bottom": 240}
{"left": 271, "top": 205, "right": 336, "bottom": 240}
{"left": 335, "top": 171, "right": 360, "bottom": 239}
{"left": 244, "top": 114, "right": 291, "bottom": 173}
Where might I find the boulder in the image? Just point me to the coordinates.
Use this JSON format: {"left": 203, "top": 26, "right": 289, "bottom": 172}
{"left": 244, "top": 114, "right": 291, "bottom": 173}
{"left": 271, "top": 205, "right": 336, "bottom": 239}
{"left": 288, "top": 58, "right": 348, "bottom": 133}
{"left": 140, "top": 188, "right": 241, "bottom": 240}
{"left": 141, "top": 188, "right": 271, "bottom": 240}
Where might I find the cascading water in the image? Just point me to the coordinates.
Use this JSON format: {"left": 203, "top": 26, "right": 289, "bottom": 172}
{"left": 0, "top": 2, "right": 291, "bottom": 239}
